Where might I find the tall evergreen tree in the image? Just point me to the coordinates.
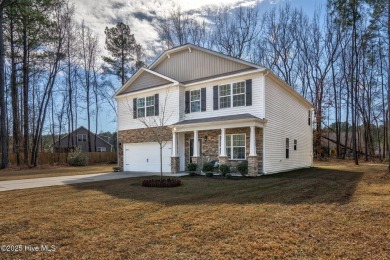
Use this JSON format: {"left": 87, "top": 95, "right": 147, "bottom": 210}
{"left": 103, "top": 22, "right": 144, "bottom": 86}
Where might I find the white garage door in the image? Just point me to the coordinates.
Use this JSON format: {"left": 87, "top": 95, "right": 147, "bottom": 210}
{"left": 123, "top": 142, "right": 172, "bottom": 172}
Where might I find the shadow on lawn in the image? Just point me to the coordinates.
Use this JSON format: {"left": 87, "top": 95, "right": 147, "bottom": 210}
{"left": 68, "top": 167, "right": 363, "bottom": 206}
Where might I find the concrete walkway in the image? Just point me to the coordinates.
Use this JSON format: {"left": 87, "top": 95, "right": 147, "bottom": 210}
{"left": 0, "top": 172, "right": 188, "bottom": 192}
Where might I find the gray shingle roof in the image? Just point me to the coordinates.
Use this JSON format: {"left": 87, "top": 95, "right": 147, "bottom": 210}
{"left": 173, "top": 114, "right": 261, "bottom": 125}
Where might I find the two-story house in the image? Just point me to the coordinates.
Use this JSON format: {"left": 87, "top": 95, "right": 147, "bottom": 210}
{"left": 115, "top": 44, "right": 313, "bottom": 176}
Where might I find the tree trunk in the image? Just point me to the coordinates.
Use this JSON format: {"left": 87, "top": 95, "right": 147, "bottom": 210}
{"left": 388, "top": 0, "right": 390, "bottom": 172}
{"left": 0, "top": 4, "right": 8, "bottom": 168}
{"left": 22, "top": 24, "right": 29, "bottom": 166}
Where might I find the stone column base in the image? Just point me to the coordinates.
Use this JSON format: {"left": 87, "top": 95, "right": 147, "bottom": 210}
{"left": 171, "top": 157, "right": 180, "bottom": 173}
{"left": 191, "top": 157, "right": 201, "bottom": 173}
{"left": 248, "top": 156, "right": 259, "bottom": 176}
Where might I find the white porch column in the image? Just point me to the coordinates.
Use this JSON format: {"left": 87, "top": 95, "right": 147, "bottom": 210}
{"left": 249, "top": 126, "right": 257, "bottom": 156}
{"left": 220, "top": 128, "right": 226, "bottom": 156}
{"left": 193, "top": 130, "right": 199, "bottom": 157}
{"left": 172, "top": 131, "right": 177, "bottom": 157}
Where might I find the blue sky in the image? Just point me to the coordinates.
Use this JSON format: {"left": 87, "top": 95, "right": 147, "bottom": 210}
{"left": 73, "top": 0, "right": 326, "bottom": 133}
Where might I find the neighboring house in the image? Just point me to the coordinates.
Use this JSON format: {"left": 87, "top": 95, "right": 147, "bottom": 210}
{"left": 115, "top": 44, "right": 313, "bottom": 175}
{"left": 52, "top": 126, "right": 113, "bottom": 152}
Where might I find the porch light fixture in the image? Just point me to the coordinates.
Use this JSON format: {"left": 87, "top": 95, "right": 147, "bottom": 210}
{"left": 204, "top": 135, "right": 208, "bottom": 142}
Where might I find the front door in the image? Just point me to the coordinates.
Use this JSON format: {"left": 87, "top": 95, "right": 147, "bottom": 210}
{"left": 189, "top": 139, "right": 202, "bottom": 163}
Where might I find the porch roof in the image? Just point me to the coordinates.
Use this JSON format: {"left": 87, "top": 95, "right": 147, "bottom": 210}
{"left": 172, "top": 114, "right": 266, "bottom": 132}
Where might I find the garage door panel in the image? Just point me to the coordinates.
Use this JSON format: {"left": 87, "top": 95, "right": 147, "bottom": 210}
{"left": 124, "top": 142, "right": 171, "bottom": 172}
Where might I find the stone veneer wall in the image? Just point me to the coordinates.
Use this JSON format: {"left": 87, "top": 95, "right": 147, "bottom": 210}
{"left": 118, "top": 126, "right": 172, "bottom": 170}
{"left": 184, "top": 127, "right": 263, "bottom": 174}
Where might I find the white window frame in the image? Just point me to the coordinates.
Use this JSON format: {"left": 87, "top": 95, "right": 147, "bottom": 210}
{"left": 219, "top": 81, "right": 246, "bottom": 109}
{"left": 137, "top": 96, "right": 155, "bottom": 118}
{"left": 77, "top": 134, "right": 87, "bottom": 142}
{"left": 190, "top": 89, "right": 201, "bottom": 113}
{"left": 219, "top": 133, "right": 246, "bottom": 160}
{"left": 232, "top": 81, "right": 246, "bottom": 107}
{"left": 97, "top": 147, "right": 106, "bottom": 152}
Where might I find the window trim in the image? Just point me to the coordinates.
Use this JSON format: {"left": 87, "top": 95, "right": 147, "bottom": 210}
{"left": 218, "top": 81, "right": 246, "bottom": 109}
{"left": 137, "top": 95, "right": 155, "bottom": 118}
{"left": 190, "top": 89, "right": 201, "bottom": 113}
{"left": 218, "top": 133, "right": 246, "bottom": 160}
{"left": 77, "top": 134, "right": 87, "bottom": 142}
{"left": 97, "top": 147, "right": 107, "bottom": 152}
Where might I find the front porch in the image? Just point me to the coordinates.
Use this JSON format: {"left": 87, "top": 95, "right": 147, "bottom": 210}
{"left": 170, "top": 114, "right": 265, "bottom": 176}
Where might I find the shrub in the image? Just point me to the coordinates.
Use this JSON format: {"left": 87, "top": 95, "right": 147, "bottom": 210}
{"left": 188, "top": 171, "right": 197, "bottom": 176}
{"left": 225, "top": 173, "right": 232, "bottom": 179}
{"left": 237, "top": 161, "right": 248, "bottom": 176}
{"left": 219, "top": 164, "right": 230, "bottom": 176}
{"left": 112, "top": 166, "right": 121, "bottom": 172}
{"left": 67, "top": 147, "right": 89, "bottom": 166}
{"left": 142, "top": 178, "right": 181, "bottom": 187}
{"left": 205, "top": 172, "right": 213, "bottom": 177}
{"left": 202, "top": 162, "right": 213, "bottom": 173}
{"left": 384, "top": 157, "right": 390, "bottom": 163}
{"left": 187, "top": 163, "right": 198, "bottom": 172}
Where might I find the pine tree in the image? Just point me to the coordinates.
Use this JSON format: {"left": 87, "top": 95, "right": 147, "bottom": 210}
{"left": 103, "top": 22, "right": 144, "bottom": 86}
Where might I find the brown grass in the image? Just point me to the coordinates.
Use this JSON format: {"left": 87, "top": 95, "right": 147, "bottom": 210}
{"left": 1, "top": 162, "right": 390, "bottom": 259}
{"left": 0, "top": 165, "right": 114, "bottom": 181}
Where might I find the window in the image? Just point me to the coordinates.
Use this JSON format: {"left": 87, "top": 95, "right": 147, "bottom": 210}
{"left": 146, "top": 96, "right": 155, "bottom": 116}
{"left": 137, "top": 98, "right": 145, "bottom": 117}
{"left": 294, "top": 139, "right": 297, "bottom": 150}
{"left": 219, "top": 84, "right": 231, "bottom": 108}
{"left": 308, "top": 110, "right": 311, "bottom": 125}
{"left": 97, "top": 147, "right": 106, "bottom": 152}
{"left": 77, "top": 134, "right": 87, "bottom": 142}
{"left": 232, "top": 82, "right": 245, "bottom": 107}
{"left": 219, "top": 134, "right": 246, "bottom": 160}
{"left": 190, "top": 89, "right": 201, "bottom": 112}
{"left": 219, "top": 81, "right": 245, "bottom": 109}
{"left": 286, "top": 138, "right": 289, "bottom": 159}
{"left": 137, "top": 96, "right": 155, "bottom": 117}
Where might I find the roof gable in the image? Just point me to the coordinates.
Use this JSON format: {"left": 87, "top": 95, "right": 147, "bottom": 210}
{"left": 149, "top": 44, "right": 263, "bottom": 83}
{"left": 115, "top": 68, "right": 177, "bottom": 96}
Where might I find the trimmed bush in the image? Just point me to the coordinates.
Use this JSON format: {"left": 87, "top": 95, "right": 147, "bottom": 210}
{"left": 67, "top": 147, "right": 89, "bottom": 166}
{"left": 188, "top": 171, "right": 197, "bottom": 176}
{"left": 219, "top": 164, "right": 230, "bottom": 176}
{"left": 112, "top": 166, "right": 120, "bottom": 172}
{"left": 142, "top": 179, "right": 181, "bottom": 187}
{"left": 187, "top": 163, "right": 198, "bottom": 172}
{"left": 202, "top": 162, "right": 213, "bottom": 173}
{"left": 237, "top": 161, "right": 248, "bottom": 176}
{"left": 205, "top": 172, "right": 213, "bottom": 177}
{"left": 225, "top": 173, "right": 232, "bottom": 179}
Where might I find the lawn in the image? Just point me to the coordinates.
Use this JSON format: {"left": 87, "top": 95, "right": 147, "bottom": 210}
{"left": 0, "top": 161, "right": 390, "bottom": 259}
{"left": 0, "top": 165, "right": 114, "bottom": 181}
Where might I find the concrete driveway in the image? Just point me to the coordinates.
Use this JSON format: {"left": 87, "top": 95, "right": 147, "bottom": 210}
{"left": 0, "top": 172, "right": 188, "bottom": 192}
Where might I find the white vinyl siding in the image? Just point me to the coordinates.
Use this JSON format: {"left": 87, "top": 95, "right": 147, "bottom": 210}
{"left": 117, "top": 86, "right": 180, "bottom": 130}
{"left": 182, "top": 73, "right": 264, "bottom": 121}
{"left": 263, "top": 76, "right": 313, "bottom": 174}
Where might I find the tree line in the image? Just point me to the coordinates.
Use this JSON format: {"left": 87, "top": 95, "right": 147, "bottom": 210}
{"left": 0, "top": 0, "right": 142, "bottom": 168}
{"left": 158, "top": 1, "right": 390, "bottom": 166}
{"left": 0, "top": 0, "right": 389, "bottom": 169}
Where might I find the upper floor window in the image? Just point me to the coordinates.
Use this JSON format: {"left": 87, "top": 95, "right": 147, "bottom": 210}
{"left": 294, "top": 139, "right": 297, "bottom": 150}
{"left": 308, "top": 110, "right": 311, "bottom": 125}
{"left": 136, "top": 95, "right": 155, "bottom": 118}
{"left": 286, "top": 138, "right": 290, "bottom": 159}
{"left": 219, "top": 81, "right": 245, "bottom": 109}
{"left": 233, "top": 82, "right": 245, "bottom": 107}
{"left": 219, "top": 84, "right": 231, "bottom": 108}
{"left": 97, "top": 147, "right": 106, "bottom": 152}
{"left": 77, "top": 134, "right": 87, "bottom": 142}
{"left": 190, "top": 89, "right": 201, "bottom": 112}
